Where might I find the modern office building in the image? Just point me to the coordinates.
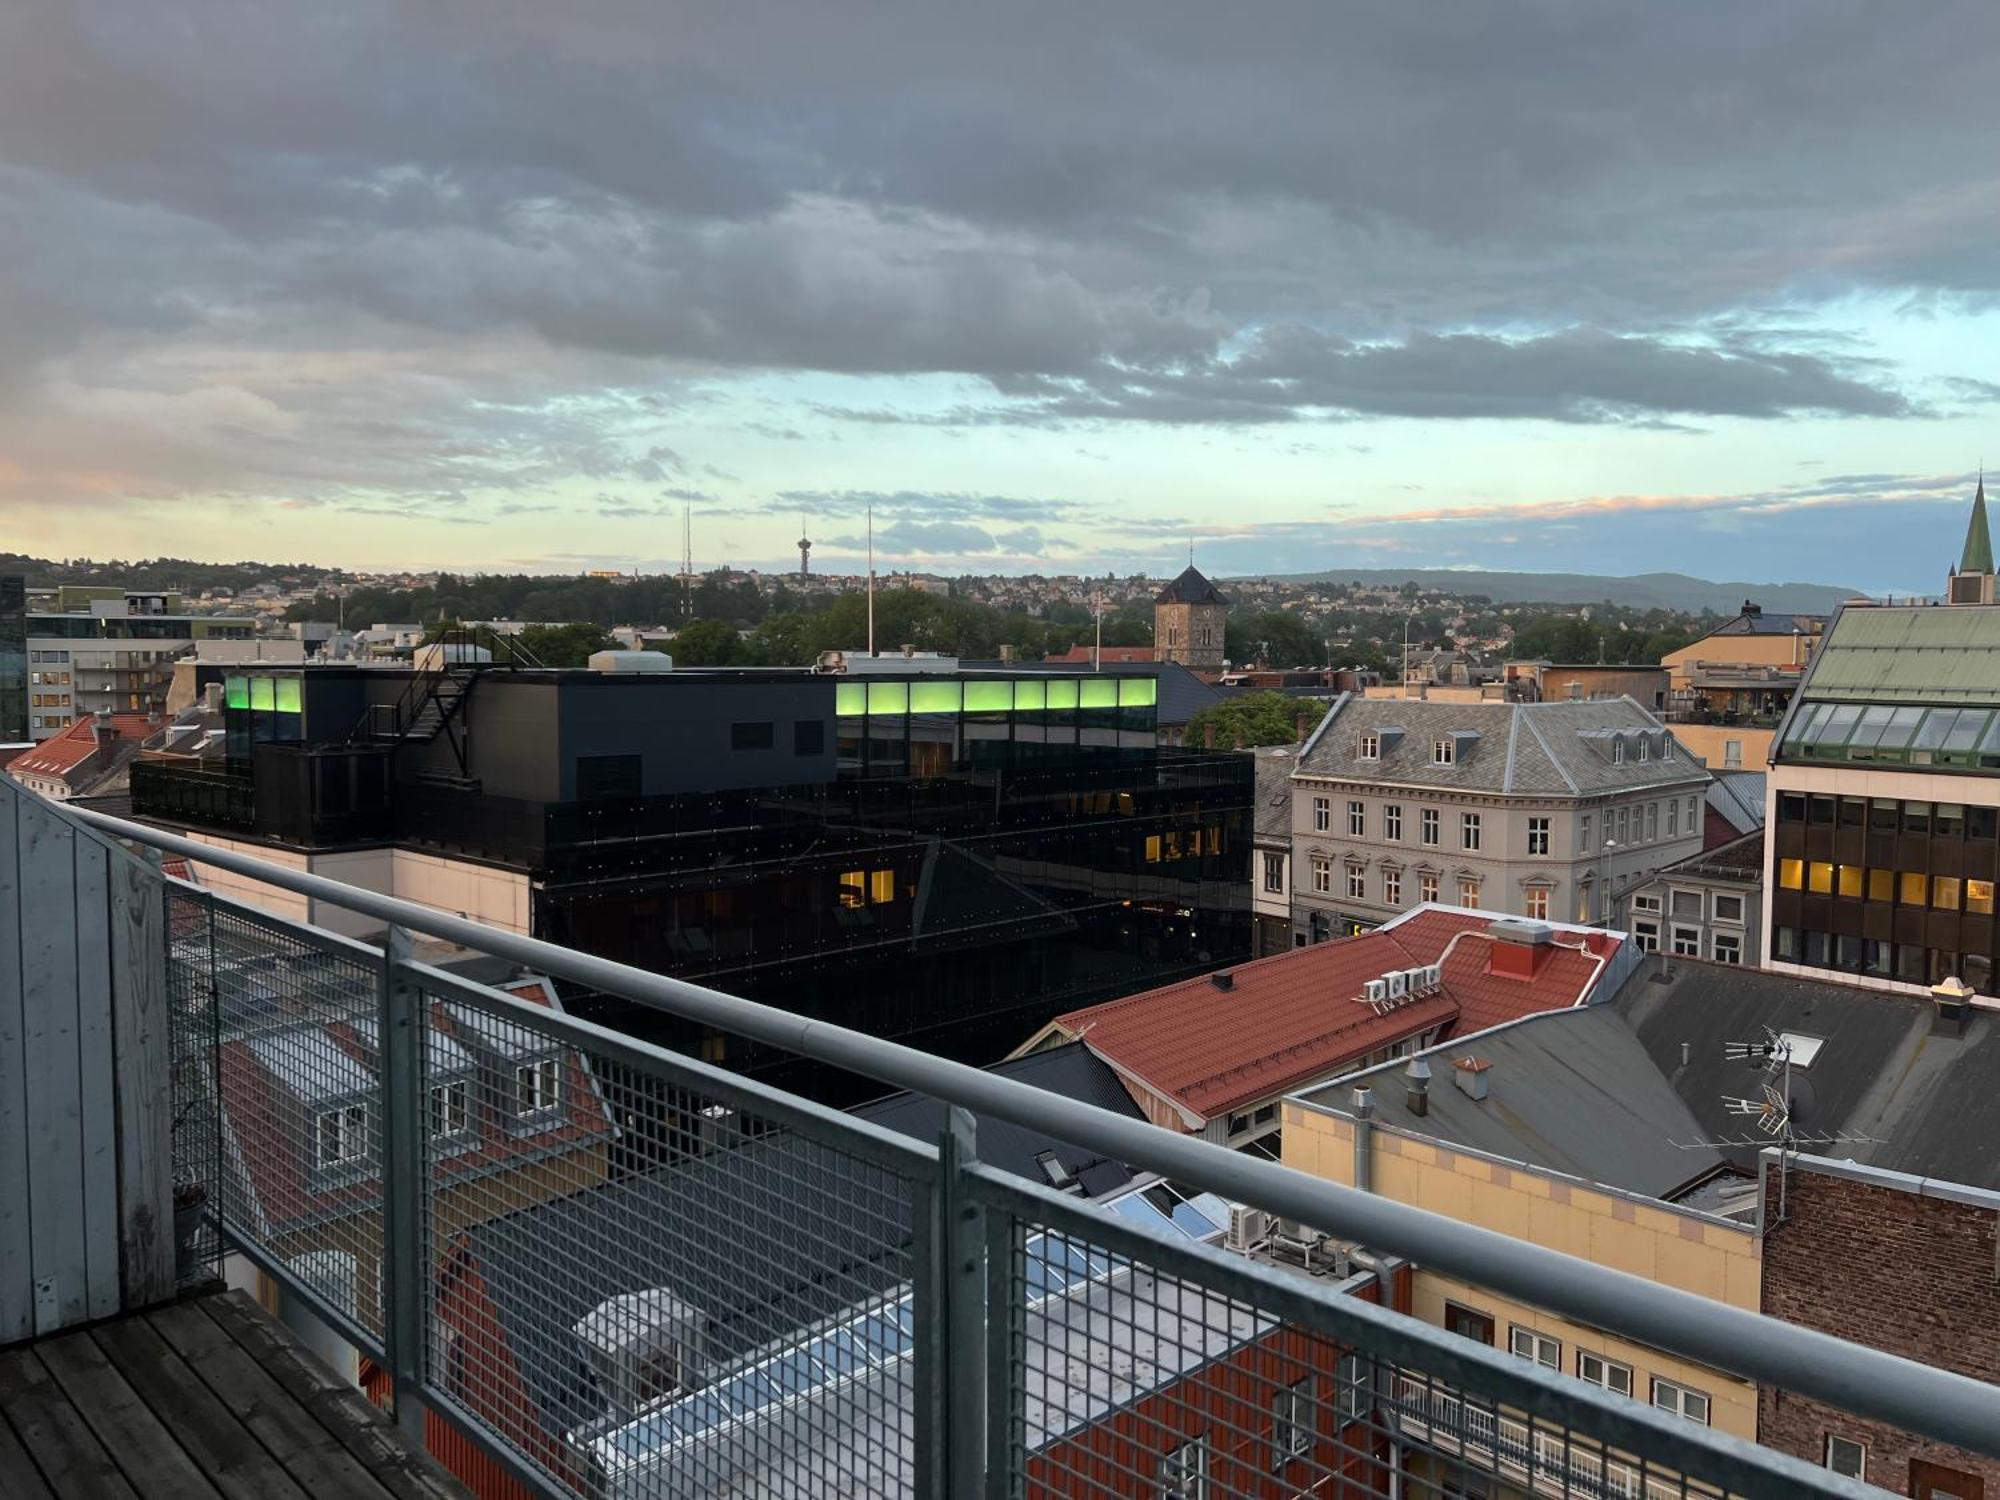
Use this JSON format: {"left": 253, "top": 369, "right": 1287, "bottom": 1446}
{"left": 128, "top": 655, "right": 1252, "bottom": 1098}
{"left": 1766, "top": 487, "right": 2000, "bottom": 995}
{"left": 26, "top": 587, "right": 259, "bottom": 738}
{"left": 1289, "top": 695, "right": 1708, "bottom": 939}
{"left": 0, "top": 572, "right": 25, "bottom": 742}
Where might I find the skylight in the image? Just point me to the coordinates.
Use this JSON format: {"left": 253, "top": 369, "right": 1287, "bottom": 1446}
{"left": 1777, "top": 1032, "right": 1824, "bottom": 1069}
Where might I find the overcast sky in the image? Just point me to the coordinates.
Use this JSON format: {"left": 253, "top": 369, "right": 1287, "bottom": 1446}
{"left": 4, "top": 3, "right": 1998, "bottom": 590}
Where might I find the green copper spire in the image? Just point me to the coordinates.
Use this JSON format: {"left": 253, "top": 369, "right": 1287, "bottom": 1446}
{"left": 1963, "top": 475, "right": 1994, "bottom": 576}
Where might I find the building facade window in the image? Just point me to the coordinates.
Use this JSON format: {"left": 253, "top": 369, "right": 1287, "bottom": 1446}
{"left": 1444, "top": 1303, "right": 1494, "bottom": 1344}
{"left": 1346, "top": 866, "right": 1366, "bottom": 900}
{"left": 1420, "top": 808, "right": 1440, "bottom": 845}
{"left": 1671, "top": 926, "right": 1701, "bottom": 957}
{"left": 1160, "top": 1436, "right": 1209, "bottom": 1499}
{"left": 1419, "top": 873, "right": 1439, "bottom": 904}
{"left": 316, "top": 1104, "right": 368, "bottom": 1169}
{"left": 1646, "top": 803, "right": 1659, "bottom": 841}
{"left": 1724, "top": 739, "right": 1743, "bottom": 768}
{"left": 1634, "top": 920, "right": 1659, "bottom": 953}
{"left": 1651, "top": 1378, "right": 1710, "bottom": 1425}
{"left": 1384, "top": 870, "right": 1402, "bottom": 906}
{"left": 1667, "top": 799, "right": 1679, "bottom": 836}
{"left": 1613, "top": 740, "right": 1626, "bottom": 765}
{"left": 1433, "top": 738, "right": 1455, "bottom": 766}
{"left": 1335, "top": 1352, "right": 1367, "bottom": 1422}
{"left": 1577, "top": 1351, "right": 1634, "bottom": 1396}
{"left": 1312, "top": 796, "right": 1330, "bottom": 832}
{"left": 1527, "top": 816, "right": 1549, "bottom": 856}
{"left": 1461, "top": 812, "right": 1481, "bottom": 851}
{"left": 1263, "top": 852, "right": 1285, "bottom": 894}
{"left": 515, "top": 1057, "right": 562, "bottom": 1116}
{"left": 1357, "top": 733, "right": 1380, "bottom": 760}
{"left": 1524, "top": 888, "right": 1549, "bottom": 921}
{"left": 1384, "top": 804, "right": 1402, "bottom": 842}
{"left": 1579, "top": 813, "right": 1592, "bottom": 852}
{"left": 1348, "top": 800, "right": 1365, "bottom": 836}
{"left": 1509, "top": 1327, "right": 1560, "bottom": 1369}
{"left": 1458, "top": 879, "right": 1481, "bottom": 910}
{"left": 1311, "top": 855, "right": 1332, "bottom": 895}
{"left": 1712, "top": 931, "right": 1741, "bottom": 964}
{"left": 430, "top": 1080, "right": 470, "bottom": 1139}
{"left": 1823, "top": 1436, "right": 1865, "bottom": 1481}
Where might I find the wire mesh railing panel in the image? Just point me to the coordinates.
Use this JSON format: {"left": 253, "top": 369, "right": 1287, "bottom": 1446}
{"left": 977, "top": 1175, "right": 1841, "bottom": 1500}
{"left": 167, "top": 889, "right": 390, "bottom": 1340}
{"left": 166, "top": 884, "right": 224, "bottom": 1282}
{"left": 417, "top": 979, "right": 934, "bottom": 1500}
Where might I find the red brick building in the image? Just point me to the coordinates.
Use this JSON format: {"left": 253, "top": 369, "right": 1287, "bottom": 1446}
{"left": 1758, "top": 1155, "right": 1999, "bottom": 1497}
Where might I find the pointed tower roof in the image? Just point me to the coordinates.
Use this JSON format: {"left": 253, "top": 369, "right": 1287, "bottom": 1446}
{"left": 1962, "top": 477, "right": 1994, "bottom": 576}
{"left": 1154, "top": 564, "right": 1228, "bottom": 607}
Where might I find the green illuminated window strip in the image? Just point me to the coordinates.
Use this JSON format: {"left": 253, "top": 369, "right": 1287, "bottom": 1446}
{"left": 964, "top": 680, "right": 1013, "bottom": 713}
{"left": 832, "top": 674, "right": 1156, "bottom": 720}
{"left": 224, "top": 676, "right": 250, "bottom": 710}
{"left": 866, "top": 681, "right": 908, "bottom": 715}
{"left": 910, "top": 681, "right": 961, "bottom": 715}
{"left": 1079, "top": 679, "right": 1118, "bottom": 709}
{"left": 250, "top": 677, "right": 276, "bottom": 711}
{"left": 1012, "top": 680, "right": 1046, "bottom": 711}
{"left": 274, "top": 676, "right": 302, "bottom": 714}
{"left": 836, "top": 682, "right": 867, "bottom": 717}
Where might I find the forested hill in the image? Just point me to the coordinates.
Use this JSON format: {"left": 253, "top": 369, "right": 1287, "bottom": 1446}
{"left": 1256, "top": 568, "right": 1863, "bottom": 613}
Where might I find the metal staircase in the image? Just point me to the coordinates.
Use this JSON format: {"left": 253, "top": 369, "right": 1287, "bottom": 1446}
{"left": 348, "top": 624, "right": 546, "bottom": 780}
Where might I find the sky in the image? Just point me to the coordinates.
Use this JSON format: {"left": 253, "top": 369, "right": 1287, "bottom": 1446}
{"left": 3, "top": 4, "right": 1999, "bottom": 593}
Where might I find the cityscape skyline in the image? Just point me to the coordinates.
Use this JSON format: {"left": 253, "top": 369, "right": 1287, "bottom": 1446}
{"left": 6, "top": 5, "right": 2000, "bottom": 589}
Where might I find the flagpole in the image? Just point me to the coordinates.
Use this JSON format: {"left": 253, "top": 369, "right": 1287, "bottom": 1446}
{"left": 866, "top": 503, "right": 876, "bottom": 657}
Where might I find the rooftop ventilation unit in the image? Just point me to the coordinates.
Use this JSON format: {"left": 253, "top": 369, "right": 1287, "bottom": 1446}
{"left": 574, "top": 1287, "right": 704, "bottom": 1414}
{"left": 588, "top": 649, "right": 674, "bottom": 674}
{"left": 1384, "top": 970, "right": 1407, "bottom": 1000}
{"left": 1210, "top": 971, "right": 1235, "bottom": 992}
{"left": 1364, "top": 978, "right": 1388, "bottom": 1005}
{"left": 1226, "top": 1205, "right": 1269, "bottom": 1253}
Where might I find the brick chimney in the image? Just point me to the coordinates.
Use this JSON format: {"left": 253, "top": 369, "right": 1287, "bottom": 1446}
{"left": 1452, "top": 1056, "right": 1491, "bottom": 1101}
{"left": 1486, "top": 918, "right": 1554, "bottom": 979}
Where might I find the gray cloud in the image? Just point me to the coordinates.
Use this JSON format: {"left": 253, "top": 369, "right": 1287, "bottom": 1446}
{"left": 3, "top": 2, "right": 1998, "bottom": 509}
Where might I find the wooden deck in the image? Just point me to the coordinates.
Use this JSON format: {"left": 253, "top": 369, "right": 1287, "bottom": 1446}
{"left": 0, "top": 1289, "right": 471, "bottom": 1500}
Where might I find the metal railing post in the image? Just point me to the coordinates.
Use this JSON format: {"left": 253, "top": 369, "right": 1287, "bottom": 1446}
{"left": 917, "top": 1107, "right": 985, "bottom": 1498}
{"left": 377, "top": 924, "right": 429, "bottom": 1448}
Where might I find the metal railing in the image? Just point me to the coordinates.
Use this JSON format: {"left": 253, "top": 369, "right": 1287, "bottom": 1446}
{"left": 73, "top": 803, "right": 2000, "bottom": 1499}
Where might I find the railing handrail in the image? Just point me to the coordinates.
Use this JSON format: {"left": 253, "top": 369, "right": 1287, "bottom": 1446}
{"left": 66, "top": 800, "right": 2000, "bottom": 1461}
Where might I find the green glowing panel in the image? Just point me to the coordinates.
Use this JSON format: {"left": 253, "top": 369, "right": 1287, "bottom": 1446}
{"left": 836, "top": 682, "right": 867, "bottom": 717}
{"left": 250, "top": 677, "right": 276, "bottom": 711}
{"left": 910, "top": 680, "right": 960, "bottom": 714}
{"left": 1118, "top": 676, "right": 1157, "bottom": 707}
{"left": 274, "top": 676, "right": 303, "bottom": 714}
{"left": 1045, "top": 679, "right": 1079, "bottom": 710}
{"left": 867, "top": 681, "right": 908, "bottom": 715}
{"left": 1012, "top": 679, "right": 1047, "bottom": 711}
{"left": 224, "top": 677, "right": 249, "bottom": 710}
{"left": 964, "top": 680, "right": 1013, "bottom": 713}
{"left": 1079, "top": 679, "right": 1119, "bottom": 709}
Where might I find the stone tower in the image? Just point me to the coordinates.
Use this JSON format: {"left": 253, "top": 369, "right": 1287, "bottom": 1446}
{"left": 1154, "top": 564, "right": 1228, "bottom": 668}
{"left": 1948, "top": 476, "right": 1995, "bottom": 605}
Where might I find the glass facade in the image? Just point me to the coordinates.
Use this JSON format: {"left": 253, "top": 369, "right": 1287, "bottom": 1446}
{"left": 0, "top": 575, "right": 25, "bottom": 741}
{"left": 1770, "top": 790, "right": 1999, "bottom": 991}
{"left": 1778, "top": 699, "right": 2000, "bottom": 771}
{"left": 836, "top": 673, "right": 1158, "bottom": 774}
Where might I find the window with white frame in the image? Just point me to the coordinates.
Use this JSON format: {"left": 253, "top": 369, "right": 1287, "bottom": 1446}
{"left": 316, "top": 1104, "right": 368, "bottom": 1169}
{"left": 1711, "top": 931, "right": 1741, "bottom": 964}
{"left": 1823, "top": 1435, "right": 1865, "bottom": 1480}
{"left": 1651, "top": 1378, "right": 1710, "bottom": 1425}
{"left": 1638, "top": 737, "right": 1650, "bottom": 761}
{"left": 1312, "top": 796, "right": 1330, "bottom": 832}
{"left": 1632, "top": 892, "right": 1661, "bottom": 913}
{"left": 1384, "top": 804, "right": 1403, "bottom": 842}
{"left": 1712, "top": 893, "right": 1744, "bottom": 924}
{"left": 430, "top": 1079, "right": 471, "bottom": 1138}
{"left": 1271, "top": 1378, "right": 1314, "bottom": 1468}
{"left": 1348, "top": 800, "right": 1365, "bottom": 836}
{"left": 1579, "top": 812, "right": 1592, "bottom": 852}
{"left": 1671, "top": 926, "right": 1701, "bottom": 958}
{"left": 1458, "top": 878, "right": 1481, "bottom": 910}
{"left": 1433, "top": 738, "right": 1455, "bottom": 766}
{"left": 1461, "top": 812, "right": 1481, "bottom": 851}
{"left": 1419, "top": 873, "right": 1439, "bottom": 904}
{"left": 1667, "top": 799, "right": 1678, "bottom": 836}
{"left": 1723, "top": 739, "right": 1743, "bottom": 768}
{"left": 1346, "top": 866, "right": 1366, "bottom": 900}
{"left": 1335, "top": 1351, "right": 1368, "bottom": 1421}
{"left": 1669, "top": 889, "right": 1703, "bottom": 920}
{"left": 1420, "top": 808, "right": 1440, "bottom": 845}
{"left": 1688, "top": 794, "right": 1699, "bottom": 829}
{"left": 1358, "top": 733, "right": 1380, "bottom": 760}
{"left": 1262, "top": 852, "right": 1285, "bottom": 894}
{"left": 1160, "top": 1435, "right": 1208, "bottom": 1499}
{"left": 1509, "top": 1326, "right": 1560, "bottom": 1369}
{"left": 1612, "top": 739, "right": 1626, "bottom": 764}
{"left": 1527, "top": 816, "right": 1549, "bottom": 856}
{"left": 1524, "top": 888, "right": 1549, "bottom": 921}
{"left": 1646, "top": 802, "right": 1658, "bottom": 841}
{"left": 1577, "top": 1351, "right": 1633, "bottom": 1396}
{"left": 1660, "top": 738, "right": 1672, "bottom": 760}
{"left": 1311, "top": 855, "right": 1331, "bottom": 894}
{"left": 1384, "top": 869, "right": 1402, "bottom": 906}
{"left": 515, "top": 1056, "right": 562, "bottom": 1116}
{"left": 1616, "top": 806, "right": 1630, "bottom": 844}
{"left": 1634, "top": 920, "right": 1659, "bottom": 953}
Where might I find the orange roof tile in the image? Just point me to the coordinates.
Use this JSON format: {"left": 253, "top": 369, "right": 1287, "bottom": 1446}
{"left": 1049, "top": 907, "right": 1620, "bottom": 1122}
{"left": 7, "top": 714, "right": 156, "bottom": 781}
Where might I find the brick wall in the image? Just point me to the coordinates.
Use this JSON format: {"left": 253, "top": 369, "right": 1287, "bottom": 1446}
{"left": 1758, "top": 1162, "right": 2000, "bottom": 1492}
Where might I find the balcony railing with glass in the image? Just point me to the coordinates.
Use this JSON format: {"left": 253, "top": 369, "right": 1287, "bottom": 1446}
{"left": 68, "top": 803, "right": 2000, "bottom": 1500}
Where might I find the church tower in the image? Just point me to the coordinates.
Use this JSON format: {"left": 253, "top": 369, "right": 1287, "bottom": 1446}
{"left": 1154, "top": 563, "right": 1228, "bottom": 668}
{"left": 1948, "top": 476, "right": 1995, "bottom": 605}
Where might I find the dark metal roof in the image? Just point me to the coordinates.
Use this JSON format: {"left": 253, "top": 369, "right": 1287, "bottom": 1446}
{"left": 1153, "top": 565, "right": 1228, "bottom": 607}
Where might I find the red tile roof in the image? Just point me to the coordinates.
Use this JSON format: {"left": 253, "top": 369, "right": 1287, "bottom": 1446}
{"left": 1043, "top": 907, "right": 1620, "bottom": 1123}
{"left": 6, "top": 713, "right": 156, "bottom": 781}
{"left": 1042, "top": 645, "right": 1156, "bottom": 664}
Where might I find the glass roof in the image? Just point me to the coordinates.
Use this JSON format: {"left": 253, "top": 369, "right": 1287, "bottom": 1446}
{"left": 1779, "top": 700, "right": 2000, "bottom": 771}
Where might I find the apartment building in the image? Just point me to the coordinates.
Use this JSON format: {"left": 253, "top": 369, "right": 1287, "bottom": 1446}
{"left": 1766, "top": 489, "right": 2000, "bottom": 995}
{"left": 1290, "top": 696, "right": 1708, "bottom": 939}
{"left": 26, "top": 588, "right": 260, "bottom": 738}
{"left": 1618, "top": 827, "right": 1763, "bottom": 964}
{"left": 1251, "top": 746, "right": 1295, "bottom": 954}
{"left": 1662, "top": 601, "right": 1826, "bottom": 770}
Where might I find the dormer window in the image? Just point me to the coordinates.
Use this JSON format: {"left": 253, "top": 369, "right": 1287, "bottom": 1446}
{"left": 429, "top": 1079, "right": 471, "bottom": 1139}
{"left": 1612, "top": 740, "right": 1626, "bottom": 765}
{"left": 1358, "top": 733, "right": 1380, "bottom": 760}
{"left": 515, "top": 1057, "right": 563, "bottom": 1118}
{"left": 1638, "top": 738, "right": 1650, "bottom": 762}
{"left": 317, "top": 1104, "right": 368, "bottom": 1169}
{"left": 1433, "top": 738, "right": 1455, "bottom": 766}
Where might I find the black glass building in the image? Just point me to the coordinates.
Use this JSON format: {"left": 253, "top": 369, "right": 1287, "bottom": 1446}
{"left": 132, "top": 660, "right": 1252, "bottom": 1099}
{"left": 0, "top": 575, "right": 24, "bottom": 742}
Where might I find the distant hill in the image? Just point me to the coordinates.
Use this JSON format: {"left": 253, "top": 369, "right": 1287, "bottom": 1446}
{"left": 1249, "top": 568, "right": 1867, "bottom": 614}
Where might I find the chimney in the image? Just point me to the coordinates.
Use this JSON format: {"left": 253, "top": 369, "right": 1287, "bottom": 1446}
{"left": 998, "top": 642, "right": 1016, "bottom": 663}
{"left": 900, "top": 642, "right": 915, "bottom": 658}
{"left": 1931, "top": 976, "right": 1974, "bottom": 1036}
{"left": 203, "top": 681, "right": 225, "bottom": 715}
{"left": 1403, "top": 1056, "right": 1431, "bottom": 1117}
{"left": 93, "top": 710, "right": 114, "bottom": 749}
{"left": 1350, "top": 1085, "right": 1376, "bottom": 1193}
{"left": 1486, "top": 918, "right": 1553, "bottom": 979}
{"left": 1452, "top": 1056, "right": 1491, "bottom": 1101}
{"left": 1209, "top": 970, "right": 1234, "bottom": 992}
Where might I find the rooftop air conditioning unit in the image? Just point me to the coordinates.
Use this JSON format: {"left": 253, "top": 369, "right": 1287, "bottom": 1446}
{"left": 1422, "top": 963, "right": 1443, "bottom": 990}
{"left": 1227, "top": 1205, "right": 1269, "bottom": 1253}
{"left": 1405, "top": 966, "right": 1430, "bottom": 995}
{"left": 1364, "top": 978, "right": 1388, "bottom": 1005}
{"left": 1384, "top": 970, "right": 1407, "bottom": 1000}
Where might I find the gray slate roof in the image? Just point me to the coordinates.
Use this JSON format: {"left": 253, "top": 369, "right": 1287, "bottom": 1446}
{"left": 1250, "top": 746, "right": 1298, "bottom": 839}
{"left": 1297, "top": 697, "right": 1709, "bottom": 797}
{"left": 1705, "top": 770, "right": 1765, "bottom": 833}
{"left": 1154, "top": 564, "right": 1227, "bottom": 607}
